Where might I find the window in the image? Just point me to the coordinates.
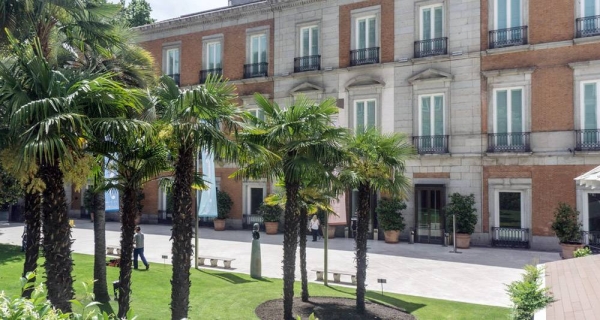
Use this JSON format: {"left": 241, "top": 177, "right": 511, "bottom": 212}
{"left": 495, "top": 0, "right": 522, "bottom": 30}
{"left": 248, "top": 108, "right": 265, "bottom": 121}
{"left": 580, "top": 81, "right": 600, "bottom": 144}
{"left": 498, "top": 192, "right": 522, "bottom": 228}
{"left": 420, "top": 5, "right": 443, "bottom": 40}
{"left": 493, "top": 88, "right": 524, "bottom": 146}
{"left": 300, "top": 26, "right": 319, "bottom": 57}
{"left": 489, "top": 0, "right": 527, "bottom": 48}
{"left": 578, "top": 0, "right": 600, "bottom": 38}
{"left": 419, "top": 94, "right": 444, "bottom": 140}
{"left": 354, "top": 99, "right": 376, "bottom": 132}
{"left": 582, "top": 0, "right": 600, "bottom": 17}
{"left": 205, "top": 42, "right": 222, "bottom": 70}
{"left": 166, "top": 48, "right": 180, "bottom": 76}
{"left": 350, "top": 7, "right": 380, "bottom": 66}
{"left": 250, "top": 34, "right": 267, "bottom": 64}
{"left": 356, "top": 16, "right": 377, "bottom": 50}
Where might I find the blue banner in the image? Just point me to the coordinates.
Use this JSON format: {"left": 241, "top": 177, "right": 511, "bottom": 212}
{"left": 198, "top": 148, "right": 218, "bottom": 217}
{"left": 104, "top": 157, "right": 120, "bottom": 212}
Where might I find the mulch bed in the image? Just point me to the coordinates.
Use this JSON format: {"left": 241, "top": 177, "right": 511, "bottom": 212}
{"left": 255, "top": 297, "right": 415, "bottom": 320}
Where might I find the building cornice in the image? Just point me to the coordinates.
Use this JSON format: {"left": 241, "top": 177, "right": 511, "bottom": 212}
{"left": 569, "top": 59, "right": 600, "bottom": 70}
{"left": 481, "top": 67, "right": 536, "bottom": 78}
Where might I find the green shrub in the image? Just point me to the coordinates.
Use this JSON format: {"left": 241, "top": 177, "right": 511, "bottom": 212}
{"left": 258, "top": 202, "right": 283, "bottom": 222}
{"left": 551, "top": 203, "right": 582, "bottom": 244}
{"left": 445, "top": 193, "right": 478, "bottom": 235}
{"left": 217, "top": 190, "right": 234, "bottom": 219}
{"left": 376, "top": 198, "right": 407, "bottom": 231}
{"left": 574, "top": 247, "right": 592, "bottom": 258}
{"left": 506, "top": 265, "right": 554, "bottom": 320}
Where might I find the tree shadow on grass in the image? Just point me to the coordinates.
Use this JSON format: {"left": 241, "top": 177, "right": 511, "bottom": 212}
{"left": 198, "top": 269, "right": 271, "bottom": 284}
{"left": 97, "top": 301, "right": 116, "bottom": 317}
{"left": 0, "top": 244, "right": 24, "bottom": 266}
{"left": 324, "top": 285, "right": 425, "bottom": 314}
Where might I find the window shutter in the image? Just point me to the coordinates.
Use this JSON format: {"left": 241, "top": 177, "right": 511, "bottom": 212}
{"left": 422, "top": 9, "right": 431, "bottom": 40}
{"left": 434, "top": 7, "right": 443, "bottom": 38}
{"left": 421, "top": 97, "right": 431, "bottom": 136}
{"left": 368, "top": 18, "right": 376, "bottom": 48}
{"left": 302, "top": 28, "right": 309, "bottom": 57}
{"left": 434, "top": 96, "right": 444, "bottom": 136}
{"left": 311, "top": 27, "right": 319, "bottom": 56}
{"left": 585, "top": 83, "right": 597, "bottom": 130}
{"left": 510, "top": 0, "right": 521, "bottom": 27}
{"left": 260, "top": 35, "right": 267, "bottom": 63}
{"left": 511, "top": 89, "right": 523, "bottom": 133}
{"left": 358, "top": 20, "right": 366, "bottom": 49}
{"left": 251, "top": 36, "right": 259, "bottom": 63}
{"left": 496, "top": 90, "right": 508, "bottom": 133}
{"left": 216, "top": 43, "right": 222, "bottom": 68}
{"left": 497, "top": 0, "right": 508, "bottom": 29}
{"left": 367, "top": 100, "right": 376, "bottom": 129}
{"left": 585, "top": 0, "right": 596, "bottom": 17}
{"left": 356, "top": 101, "right": 365, "bottom": 132}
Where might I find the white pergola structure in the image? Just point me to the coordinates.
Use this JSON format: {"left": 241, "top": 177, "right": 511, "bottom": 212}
{"left": 575, "top": 166, "right": 600, "bottom": 189}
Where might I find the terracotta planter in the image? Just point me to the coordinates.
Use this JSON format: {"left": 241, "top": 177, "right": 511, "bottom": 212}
{"left": 455, "top": 233, "right": 471, "bottom": 249}
{"left": 322, "top": 225, "right": 336, "bottom": 239}
{"left": 384, "top": 230, "right": 400, "bottom": 243}
{"left": 265, "top": 222, "right": 279, "bottom": 234}
{"left": 560, "top": 243, "right": 585, "bottom": 259}
{"left": 213, "top": 219, "right": 226, "bottom": 231}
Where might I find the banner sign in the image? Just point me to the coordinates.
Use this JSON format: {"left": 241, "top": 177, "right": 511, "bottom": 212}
{"left": 104, "top": 157, "right": 120, "bottom": 212}
{"left": 198, "top": 148, "right": 218, "bottom": 217}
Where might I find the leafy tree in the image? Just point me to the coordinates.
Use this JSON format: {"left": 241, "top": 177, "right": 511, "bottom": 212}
{"left": 156, "top": 74, "right": 240, "bottom": 320}
{"left": 445, "top": 193, "right": 478, "bottom": 235}
{"left": 506, "top": 264, "right": 554, "bottom": 320}
{"left": 119, "top": 0, "right": 155, "bottom": 27}
{"left": 235, "top": 95, "right": 346, "bottom": 319}
{"left": 338, "top": 128, "right": 414, "bottom": 314}
{"left": 0, "top": 162, "right": 22, "bottom": 208}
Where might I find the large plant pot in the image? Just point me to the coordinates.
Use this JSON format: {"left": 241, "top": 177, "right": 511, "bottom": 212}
{"left": 455, "top": 233, "right": 471, "bottom": 249}
{"left": 265, "top": 222, "right": 279, "bottom": 235}
{"left": 213, "top": 219, "right": 226, "bottom": 231}
{"left": 321, "top": 225, "right": 336, "bottom": 239}
{"left": 560, "top": 243, "right": 584, "bottom": 259}
{"left": 384, "top": 230, "right": 400, "bottom": 243}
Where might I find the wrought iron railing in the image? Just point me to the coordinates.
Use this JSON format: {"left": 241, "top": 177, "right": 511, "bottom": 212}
{"left": 167, "top": 73, "right": 180, "bottom": 86}
{"left": 294, "top": 55, "right": 321, "bottom": 73}
{"left": 414, "top": 37, "right": 448, "bottom": 58}
{"left": 199, "top": 68, "right": 223, "bottom": 84}
{"left": 489, "top": 26, "right": 528, "bottom": 49}
{"left": 576, "top": 15, "right": 600, "bottom": 38}
{"left": 487, "top": 132, "right": 531, "bottom": 153}
{"left": 350, "top": 47, "right": 380, "bottom": 66}
{"left": 491, "top": 227, "right": 530, "bottom": 249}
{"left": 412, "top": 135, "right": 449, "bottom": 154}
{"left": 242, "top": 214, "right": 264, "bottom": 229}
{"left": 243, "top": 62, "right": 268, "bottom": 78}
{"left": 582, "top": 231, "right": 600, "bottom": 254}
{"left": 575, "top": 129, "right": 600, "bottom": 151}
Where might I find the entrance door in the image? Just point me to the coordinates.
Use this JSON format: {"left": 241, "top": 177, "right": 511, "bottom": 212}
{"left": 250, "top": 187, "right": 264, "bottom": 215}
{"left": 415, "top": 185, "right": 445, "bottom": 244}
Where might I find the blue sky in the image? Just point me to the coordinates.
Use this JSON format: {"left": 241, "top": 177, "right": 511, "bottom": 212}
{"left": 112, "top": 0, "right": 230, "bottom": 22}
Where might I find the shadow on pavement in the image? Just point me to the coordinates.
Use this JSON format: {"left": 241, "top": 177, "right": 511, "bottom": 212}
{"left": 0, "top": 244, "right": 24, "bottom": 266}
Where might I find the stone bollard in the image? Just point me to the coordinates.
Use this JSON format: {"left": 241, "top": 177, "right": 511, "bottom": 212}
{"left": 250, "top": 223, "right": 262, "bottom": 279}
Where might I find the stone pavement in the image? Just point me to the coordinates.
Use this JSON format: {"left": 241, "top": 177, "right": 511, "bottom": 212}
{"left": 0, "top": 220, "right": 561, "bottom": 307}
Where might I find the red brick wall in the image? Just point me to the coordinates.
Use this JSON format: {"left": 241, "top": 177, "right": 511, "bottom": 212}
{"left": 216, "top": 168, "right": 243, "bottom": 220}
{"left": 339, "top": 0, "right": 394, "bottom": 67}
{"left": 482, "top": 165, "right": 594, "bottom": 236}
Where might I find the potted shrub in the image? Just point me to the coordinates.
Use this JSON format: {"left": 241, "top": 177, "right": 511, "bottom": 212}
{"left": 258, "top": 202, "right": 283, "bottom": 234}
{"left": 445, "top": 193, "right": 478, "bottom": 249}
{"left": 214, "top": 190, "right": 233, "bottom": 231}
{"left": 316, "top": 209, "right": 336, "bottom": 239}
{"left": 376, "top": 198, "right": 407, "bottom": 243}
{"left": 551, "top": 202, "right": 584, "bottom": 259}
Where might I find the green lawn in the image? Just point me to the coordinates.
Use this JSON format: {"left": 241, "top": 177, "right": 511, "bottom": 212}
{"left": 0, "top": 244, "right": 510, "bottom": 319}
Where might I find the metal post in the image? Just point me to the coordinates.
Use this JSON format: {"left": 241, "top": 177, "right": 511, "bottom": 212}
{"left": 324, "top": 211, "right": 328, "bottom": 286}
{"left": 194, "top": 150, "right": 199, "bottom": 269}
{"left": 449, "top": 214, "right": 461, "bottom": 254}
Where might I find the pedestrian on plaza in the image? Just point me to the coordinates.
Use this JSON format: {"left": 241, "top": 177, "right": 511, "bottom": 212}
{"left": 133, "top": 226, "right": 149, "bottom": 270}
{"left": 310, "top": 215, "right": 320, "bottom": 242}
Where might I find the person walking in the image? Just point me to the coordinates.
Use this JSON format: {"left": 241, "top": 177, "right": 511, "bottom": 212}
{"left": 310, "top": 215, "right": 320, "bottom": 242}
{"left": 133, "top": 226, "right": 149, "bottom": 270}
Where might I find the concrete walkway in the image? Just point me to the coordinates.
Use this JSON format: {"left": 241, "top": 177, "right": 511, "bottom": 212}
{"left": 0, "top": 220, "right": 560, "bottom": 307}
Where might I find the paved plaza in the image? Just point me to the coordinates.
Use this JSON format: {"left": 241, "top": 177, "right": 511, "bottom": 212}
{"left": 0, "top": 220, "right": 561, "bottom": 307}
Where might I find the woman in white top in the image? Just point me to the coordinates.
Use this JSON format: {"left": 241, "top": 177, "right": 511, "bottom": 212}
{"left": 310, "top": 215, "right": 320, "bottom": 242}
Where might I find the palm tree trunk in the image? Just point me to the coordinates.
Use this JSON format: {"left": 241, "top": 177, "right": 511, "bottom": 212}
{"left": 171, "top": 146, "right": 194, "bottom": 320}
{"left": 299, "top": 207, "right": 309, "bottom": 302}
{"left": 93, "top": 188, "right": 110, "bottom": 303}
{"left": 21, "top": 189, "right": 41, "bottom": 299}
{"left": 39, "top": 160, "right": 74, "bottom": 313}
{"left": 283, "top": 179, "right": 300, "bottom": 320}
{"left": 355, "top": 183, "right": 371, "bottom": 314}
{"left": 117, "top": 185, "right": 137, "bottom": 318}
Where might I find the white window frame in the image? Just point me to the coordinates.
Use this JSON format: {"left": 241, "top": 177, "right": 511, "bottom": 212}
{"left": 493, "top": 0, "right": 523, "bottom": 30}
{"left": 419, "top": 4, "right": 444, "bottom": 40}
{"left": 492, "top": 87, "right": 525, "bottom": 135}
{"left": 355, "top": 16, "right": 377, "bottom": 49}
{"left": 353, "top": 99, "right": 377, "bottom": 131}
{"left": 243, "top": 181, "right": 267, "bottom": 216}
{"left": 299, "top": 25, "right": 319, "bottom": 57}
{"left": 494, "top": 190, "right": 525, "bottom": 228}
{"left": 248, "top": 108, "right": 265, "bottom": 121}
{"left": 350, "top": 6, "right": 381, "bottom": 51}
{"left": 165, "top": 48, "right": 180, "bottom": 76}
{"left": 488, "top": 178, "right": 532, "bottom": 234}
{"left": 580, "top": 80, "right": 600, "bottom": 130}
{"left": 581, "top": 0, "right": 600, "bottom": 17}
{"left": 249, "top": 33, "right": 267, "bottom": 64}
{"left": 418, "top": 93, "right": 445, "bottom": 137}
{"left": 205, "top": 41, "right": 222, "bottom": 70}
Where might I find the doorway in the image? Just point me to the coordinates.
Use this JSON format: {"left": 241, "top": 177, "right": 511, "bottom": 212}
{"left": 415, "top": 185, "right": 445, "bottom": 244}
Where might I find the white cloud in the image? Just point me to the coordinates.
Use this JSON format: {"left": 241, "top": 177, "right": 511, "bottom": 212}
{"left": 112, "top": 0, "right": 230, "bottom": 22}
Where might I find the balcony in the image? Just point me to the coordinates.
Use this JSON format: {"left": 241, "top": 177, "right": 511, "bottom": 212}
{"left": 491, "top": 227, "right": 530, "bottom": 249}
{"left": 294, "top": 55, "right": 321, "bottom": 73}
{"left": 576, "top": 129, "right": 600, "bottom": 151}
{"left": 489, "top": 26, "right": 528, "bottom": 49}
{"left": 350, "top": 47, "right": 379, "bottom": 66}
{"left": 487, "top": 132, "right": 531, "bottom": 153}
{"left": 199, "top": 68, "right": 223, "bottom": 84}
{"left": 576, "top": 15, "right": 600, "bottom": 38}
{"left": 167, "top": 73, "right": 180, "bottom": 86}
{"left": 414, "top": 37, "right": 448, "bottom": 58}
{"left": 243, "top": 62, "right": 268, "bottom": 78}
{"left": 412, "top": 135, "right": 449, "bottom": 154}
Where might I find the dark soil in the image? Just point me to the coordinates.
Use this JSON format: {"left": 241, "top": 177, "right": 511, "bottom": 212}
{"left": 255, "top": 297, "right": 416, "bottom": 320}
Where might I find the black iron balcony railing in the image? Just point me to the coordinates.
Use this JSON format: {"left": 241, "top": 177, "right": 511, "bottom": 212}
{"left": 350, "top": 47, "right": 380, "bottom": 66}
{"left": 491, "top": 227, "right": 530, "bottom": 249}
{"left": 489, "top": 26, "right": 528, "bottom": 49}
{"left": 167, "top": 73, "right": 180, "bottom": 86}
{"left": 199, "top": 68, "right": 223, "bottom": 84}
{"left": 412, "top": 135, "right": 449, "bottom": 154}
{"left": 576, "top": 129, "right": 600, "bottom": 151}
{"left": 414, "top": 37, "right": 448, "bottom": 58}
{"left": 576, "top": 15, "right": 600, "bottom": 38}
{"left": 243, "top": 62, "right": 268, "bottom": 78}
{"left": 582, "top": 231, "right": 600, "bottom": 254}
{"left": 487, "top": 132, "right": 530, "bottom": 153}
{"left": 294, "top": 55, "right": 321, "bottom": 73}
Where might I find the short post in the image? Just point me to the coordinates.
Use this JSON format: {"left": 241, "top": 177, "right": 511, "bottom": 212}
{"left": 162, "top": 254, "right": 168, "bottom": 267}
{"left": 377, "top": 278, "right": 387, "bottom": 296}
{"left": 409, "top": 229, "right": 414, "bottom": 244}
{"left": 443, "top": 232, "right": 449, "bottom": 247}
{"left": 449, "top": 214, "right": 461, "bottom": 254}
{"left": 373, "top": 228, "right": 379, "bottom": 241}
{"left": 344, "top": 227, "right": 349, "bottom": 238}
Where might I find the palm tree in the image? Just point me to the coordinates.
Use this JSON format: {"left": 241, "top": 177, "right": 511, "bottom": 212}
{"left": 155, "top": 74, "right": 240, "bottom": 320}
{"left": 235, "top": 95, "right": 346, "bottom": 320}
{"left": 338, "top": 128, "right": 414, "bottom": 314}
